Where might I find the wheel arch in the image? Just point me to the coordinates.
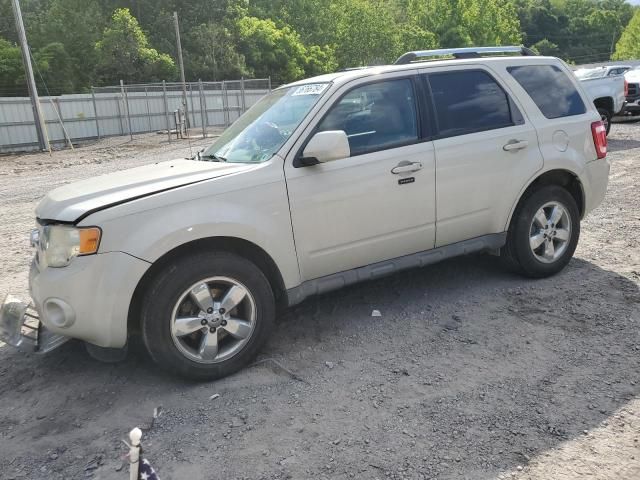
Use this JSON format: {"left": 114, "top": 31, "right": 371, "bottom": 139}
{"left": 506, "top": 169, "right": 585, "bottom": 231}
{"left": 593, "top": 96, "right": 614, "bottom": 115}
{"left": 127, "top": 236, "right": 288, "bottom": 336}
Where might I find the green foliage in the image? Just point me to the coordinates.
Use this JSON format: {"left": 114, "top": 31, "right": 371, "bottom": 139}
{"left": 33, "top": 42, "right": 74, "bottom": 95}
{"left": 94, "top": 8, "right": 176, "bottom": 85}
{"left": 0, "top": 37, "right": 26, "bottom": 95}
{"left": 32, "top": 0, "right": 106, "bottom": 90}
{"left": 248, "top": 0, "right": 336, "bottom": 45}
{"left": 516, "top": 0, "right": 634, "bottom": 63}
{"left": 237, "top": 16, "right": 335, "bottom": 83}
{"left": 0, "top": 0, "right": 638, "bottom": 96}
{"left": 405, "top": 0, "right": 521, "bottom": 48}
{"left": 333, "top": 0, "right": 401, "bottom": 66}
{"left": 613, "top": 10, "right": 640, "bottom": 60}
{"left": 530, "top": 38, "right": 560, "bottom": 56}
{"left": 184, "top": 23, "right": 248, "bottom": 81}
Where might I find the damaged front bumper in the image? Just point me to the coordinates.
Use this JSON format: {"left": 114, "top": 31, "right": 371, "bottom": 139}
{"left": 0, "top": 295, "right": 69, "bottom": 353}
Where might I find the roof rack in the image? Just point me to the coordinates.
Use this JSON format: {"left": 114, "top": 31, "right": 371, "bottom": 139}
{"left": 394, "top": 46, "right": 537, "bottom": 65}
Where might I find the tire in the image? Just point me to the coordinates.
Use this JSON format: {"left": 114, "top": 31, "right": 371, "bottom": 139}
{"left": 502, "top": 185, "right": 580, "bottom": 278}
{"left": 140, "top": 251, "right": 275, "bottom": 380}
{"left": 597, "top": 107, "right": 612, "bottom": 136}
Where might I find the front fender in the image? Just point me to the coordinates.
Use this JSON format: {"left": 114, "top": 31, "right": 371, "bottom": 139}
{"left": 81, "top": 163, "right": 301, "bottom": 289}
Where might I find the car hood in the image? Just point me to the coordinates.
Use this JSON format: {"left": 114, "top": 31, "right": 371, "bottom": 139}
{"left": 36, "top": 159, "right": 252, "bottom": 223}
{"left": 625, "top": 70, "right": 640, "bottom": 83}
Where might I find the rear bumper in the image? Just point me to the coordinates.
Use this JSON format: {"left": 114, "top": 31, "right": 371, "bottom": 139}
{"left": 622, "top": 94, "right": 640, "bottom": 113}
{"left": 581, "top": 159, "right": 611, "bottom": 217}
{"left": 623, "top": 101, "right": 640, "bottom": 114}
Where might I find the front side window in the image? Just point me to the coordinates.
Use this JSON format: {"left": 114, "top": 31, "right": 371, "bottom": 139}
{"left": 317, "top": 78, "right": 419, "bottom": 156}
{"left": 509, "top": 65, "right": 586, "bottom": 119}
{"left": 428, "top": 70, "right": 514, "bottom": 138}
{"left": 202, "top": 83, "right": 328, "bottom": 163}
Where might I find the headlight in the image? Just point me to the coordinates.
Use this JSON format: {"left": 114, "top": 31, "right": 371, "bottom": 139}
{"left": 40, "top": 225, "right": 102, "bottom": 268}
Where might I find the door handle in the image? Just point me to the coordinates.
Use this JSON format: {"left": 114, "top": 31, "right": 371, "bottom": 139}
{"left": 503, "top": 140, "right": 529, "bottom": 152}
{"left": 391, "top": 161, "right": 423, "bottom": 174}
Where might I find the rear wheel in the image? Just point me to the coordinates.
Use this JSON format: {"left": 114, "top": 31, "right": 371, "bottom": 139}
{"left": 597, "top": 107, "right": 612, "bottom": 135}
{"left": 502, "top": 185, "right": 580, "bottom": 278}
{"left": 140, "top": 251, "right": 275, "bottom": 380}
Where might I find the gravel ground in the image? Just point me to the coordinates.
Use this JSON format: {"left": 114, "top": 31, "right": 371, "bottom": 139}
{"left": 0, "top": 123, "right": 638, "bottom": 480}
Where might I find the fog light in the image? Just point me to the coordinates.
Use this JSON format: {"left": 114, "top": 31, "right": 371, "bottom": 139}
{"left": 43, "top": 298, "right": 75, "bottom": 328}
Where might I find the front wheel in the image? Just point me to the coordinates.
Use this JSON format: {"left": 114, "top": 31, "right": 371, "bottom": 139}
{"left": 140, "top": 251, "right": 275, "bottom": 380}
{"left": 502, "top": 185, "right": 580, "bottom": 278}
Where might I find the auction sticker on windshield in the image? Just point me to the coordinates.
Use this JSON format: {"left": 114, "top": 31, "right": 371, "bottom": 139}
{"left": 292, "top": 84, "right": 329, "bottom": 96}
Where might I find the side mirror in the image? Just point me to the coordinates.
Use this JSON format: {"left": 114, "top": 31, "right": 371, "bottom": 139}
{"left": 300, "top": 130, "right": 350, "bottom": 165}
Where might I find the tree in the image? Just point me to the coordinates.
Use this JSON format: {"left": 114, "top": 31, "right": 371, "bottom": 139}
{"left": 516, "top": 0, "right": 634, "bottom": 64}
{"left": 0, "top": 0, "right": 636, "bottom": 96}
{"left": 248, "top": 0, "right": 336, "bottom": 46}
{"left": 0, "top": 37, "right": 26, "bottom": 96}
{"left": 184, "top": 23, "right": 248, "bottom": 81}
{"left": 613, "top": 9, "right": 640, "bottom": 60}
{"left": 405, "top": 0, "right": 521, "bottom": 48}
{"left": 531, "top": 38, "right": 560, "bottom": 56}
{"left": 33, "top": 42, "right": 74, "bottom": 95}
{"left": 236, "top": 16, "right": 335, "bottom": 83}
{"left": 397, "top": 24, "right": 438, "bottom": 55}
{"left": 332, "top": 0, "right": 401, "bottom": 66}
{"left": 31, "top": 0, "right": 106, "bottom": 90}
{"left": 94, "top": 8, "right": 176, "bottom": 85}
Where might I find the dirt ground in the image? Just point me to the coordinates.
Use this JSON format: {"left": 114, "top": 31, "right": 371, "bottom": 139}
{"left": 0, "top": 123, "right": 638, "bottom": 480}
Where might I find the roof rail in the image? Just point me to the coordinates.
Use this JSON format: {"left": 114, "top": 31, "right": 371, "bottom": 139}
{"left": 394, "top": 46, "right": 537, "bottom": 65}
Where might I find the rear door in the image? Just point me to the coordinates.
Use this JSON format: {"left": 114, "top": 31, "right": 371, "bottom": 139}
{"left": 420, "top": 65, "right": 544, "bottom": 247}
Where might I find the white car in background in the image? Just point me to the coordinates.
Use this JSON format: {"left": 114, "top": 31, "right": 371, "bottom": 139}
{"left": 1, "top": 46, "right": 611, "bottom": 380}
{"left": 623, "top": 67, "right": 640, "bottom": 116}
{"left": 574, "top": 65, "right": 628, "bottom": 134}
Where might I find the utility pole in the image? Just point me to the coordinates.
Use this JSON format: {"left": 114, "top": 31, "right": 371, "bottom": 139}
{"left": 11, "top": 0, "right": 47, "bottom": 151}
{"left": 609, "top": 29, "right": 616, "bottom": 60}
{"left": 173, "top": 11, "right": 189, "bottom": 132}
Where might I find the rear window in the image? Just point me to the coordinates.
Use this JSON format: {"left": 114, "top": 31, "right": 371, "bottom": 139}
{"left": 508, "top": 65, "right": 586, "bottom": 119}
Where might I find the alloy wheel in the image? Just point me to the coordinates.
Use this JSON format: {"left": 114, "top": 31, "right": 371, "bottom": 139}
{"left": 170, "top": 277, "right": 256, "bottom": 364}
{"left": 529, "top": 201, "right": 572, "bottom": 264}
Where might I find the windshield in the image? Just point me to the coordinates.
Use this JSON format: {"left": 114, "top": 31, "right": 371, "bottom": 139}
{"left": 201, "top": 83, "right": 329, "bottom": 163}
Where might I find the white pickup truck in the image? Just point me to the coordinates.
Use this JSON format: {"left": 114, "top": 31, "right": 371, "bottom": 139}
{"left": 575, "top": 66, "right": 627, "bottom": 135}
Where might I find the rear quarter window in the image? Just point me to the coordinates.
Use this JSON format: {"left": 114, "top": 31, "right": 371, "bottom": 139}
{"left": 508, "top": 65, "right": 586, "bottom": 119}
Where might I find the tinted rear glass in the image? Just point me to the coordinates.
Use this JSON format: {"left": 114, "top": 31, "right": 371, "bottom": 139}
{"left": 428, "top": 70, "right": 514, "bottom": 137}
{"left": 508, "top": 65, "right": 586, "bottom": 119}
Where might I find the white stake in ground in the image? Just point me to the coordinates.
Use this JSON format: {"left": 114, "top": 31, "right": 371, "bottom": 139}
{"left": 128, "top": 427, "right": 142, "bottom": 480}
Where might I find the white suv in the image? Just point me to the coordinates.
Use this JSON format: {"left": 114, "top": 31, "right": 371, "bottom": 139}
{"left": 1, "top": 47, "right": 610, "bottom": 379}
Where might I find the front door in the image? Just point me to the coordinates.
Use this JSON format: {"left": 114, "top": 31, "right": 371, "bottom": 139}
{"left": 284, "top": 76, "right": 436, "bottom": 281}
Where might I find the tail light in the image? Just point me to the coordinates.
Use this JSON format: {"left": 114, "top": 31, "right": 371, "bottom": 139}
{"left": 625, "top": 79, "right": 629, "bottom": 97}
{"left": 591, "top": 121, "right": 607, "bottom": 159}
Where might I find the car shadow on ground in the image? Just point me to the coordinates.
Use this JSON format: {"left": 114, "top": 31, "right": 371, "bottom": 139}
{"left": 1, "top": 253, "right": 638, "bottom": 478}
{"left": 608, "top": 136, "right": 640, "bottom": 152}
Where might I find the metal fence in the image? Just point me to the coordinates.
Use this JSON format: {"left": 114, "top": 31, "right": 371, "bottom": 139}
{"left": 0, "top": 78, "right": 271, "bottom": 154}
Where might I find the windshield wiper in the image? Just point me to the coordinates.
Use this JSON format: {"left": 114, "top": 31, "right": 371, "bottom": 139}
{"left": 189, "top": 149, "right": 204, "bottom": 161}
{"left": 201, "top": 153, "right": 227, "bottom": 162}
